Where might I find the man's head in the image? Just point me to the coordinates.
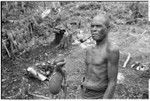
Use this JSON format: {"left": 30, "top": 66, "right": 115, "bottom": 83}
{"left": 91, "top": 14, "right": 110, "bottom": 41}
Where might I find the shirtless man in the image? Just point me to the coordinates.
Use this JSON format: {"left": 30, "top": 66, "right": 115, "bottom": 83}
{"left": 81, "top": 14, "right": 119, "bottom": 99}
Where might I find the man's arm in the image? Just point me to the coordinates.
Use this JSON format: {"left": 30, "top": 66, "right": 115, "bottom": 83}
{"left": 103, "top": 48, "right": 119, "bottom": 99}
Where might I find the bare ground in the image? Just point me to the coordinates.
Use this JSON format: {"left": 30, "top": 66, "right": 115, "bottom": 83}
{"left": 1, "top": 24, "right": 150, "bottom": 99}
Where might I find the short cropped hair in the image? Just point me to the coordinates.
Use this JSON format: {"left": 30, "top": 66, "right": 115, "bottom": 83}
{"left": 94, "top": 13, "right": 110, "bottom": 29}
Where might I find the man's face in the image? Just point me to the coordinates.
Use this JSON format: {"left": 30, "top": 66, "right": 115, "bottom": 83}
{"left": 90, "top": 16, "right": 108, "bottom": 41}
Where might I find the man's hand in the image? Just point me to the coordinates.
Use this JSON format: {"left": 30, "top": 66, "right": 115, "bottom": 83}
{"left": 56, "top": 61, "right": 66, "bottom": 67}
{"left": 51, "top": 54, "right": 66, "bottom": 67}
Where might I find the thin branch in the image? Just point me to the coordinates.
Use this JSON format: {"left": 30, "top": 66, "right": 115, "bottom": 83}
{"left": 5, "top": 89, "right": 22, "bottom": 99}
{"left": 2, "top": 40, "right": 11, "bottom": 57}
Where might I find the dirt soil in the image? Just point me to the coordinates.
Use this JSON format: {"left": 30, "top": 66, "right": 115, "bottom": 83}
{"left": 1, "top": 24, "right": 150, "bottom": 99}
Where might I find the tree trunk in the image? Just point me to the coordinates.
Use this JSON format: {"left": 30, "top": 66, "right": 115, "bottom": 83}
{"left": 53, "top": 29, "right": 65, "bottom": 45}
{"left": 52, "top": 29, "right": 72, "bottom": 49}
{"left": 58, "top": 31, "right": 72, "bottom": 49}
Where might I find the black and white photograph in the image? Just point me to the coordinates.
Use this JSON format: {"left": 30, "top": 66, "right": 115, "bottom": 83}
{"left": 1, "top": 1, "right": 150, "bottom": 99}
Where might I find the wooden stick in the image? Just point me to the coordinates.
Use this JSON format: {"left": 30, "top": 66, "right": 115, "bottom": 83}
{"left": 123, "top": 53, "right": 131, "bottom": 68}
{"left": 2, "top": 40, "right": 11, "bottom": 57}
{"left": 141, "top": 30, "right": 147, "bottom": 36}
{"left": 28, "top": 92, "right": 51, "bottom": 99}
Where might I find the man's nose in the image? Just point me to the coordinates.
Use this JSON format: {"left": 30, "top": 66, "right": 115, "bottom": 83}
{"left": 92, "top": 29, "right": 97, "bottom": 33}
{"left": 91, "top": 26, "right": 97, "bottom": 31}
{"left": 92, "top": 27, "right": 99, "bottom": 32}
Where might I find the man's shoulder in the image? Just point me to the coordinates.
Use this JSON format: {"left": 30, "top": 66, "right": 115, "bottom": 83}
{"left": 107, "top": 43, "right": 119, "bottom": 60}
{"left": 108, "top": 43, "right": 119, "bottom": 53}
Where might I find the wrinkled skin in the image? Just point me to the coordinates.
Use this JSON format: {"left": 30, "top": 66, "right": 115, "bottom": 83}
{"left": 81, "top": 14, "right": 119, "bottom": 99}
{"left": 91, "top": 14, "right": 109, "bottom": 42}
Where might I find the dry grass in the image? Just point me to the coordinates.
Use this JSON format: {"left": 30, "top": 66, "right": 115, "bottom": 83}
{"left": 1, "top": 1, "right": 150, "bottom": 99}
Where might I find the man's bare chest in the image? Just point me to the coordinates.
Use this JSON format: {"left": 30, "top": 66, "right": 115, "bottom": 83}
{"left": 86, "top": 48, "right": 108, "bottom": 65}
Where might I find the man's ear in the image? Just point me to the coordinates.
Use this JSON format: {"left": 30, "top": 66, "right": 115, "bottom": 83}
{"left": 106, "top": 22, "right": 112, "bottom": 32}
{"left": 103, "top": 26, "right": 109, "bottom": 34}
{"left": 107, "top": 25, "right": 111, "bottom": 32}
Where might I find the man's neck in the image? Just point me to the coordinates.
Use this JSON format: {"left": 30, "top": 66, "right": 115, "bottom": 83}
{"left": 96, "top": 36, "right": 108, "bottom": 48}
